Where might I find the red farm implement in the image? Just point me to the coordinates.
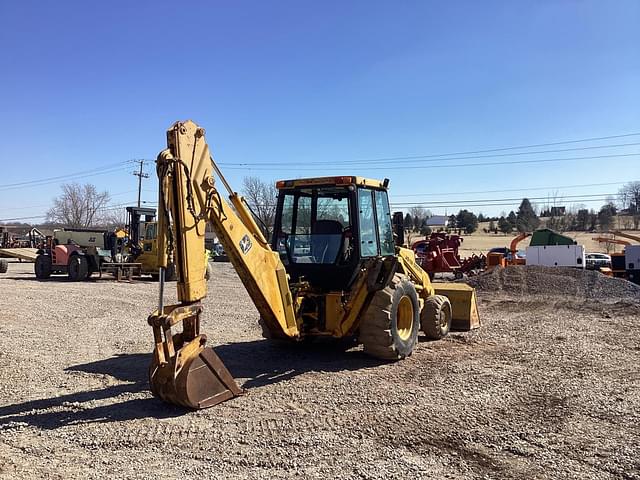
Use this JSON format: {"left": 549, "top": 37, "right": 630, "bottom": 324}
{"left": 411, "top": 233, "right": 485, "bottom": 279}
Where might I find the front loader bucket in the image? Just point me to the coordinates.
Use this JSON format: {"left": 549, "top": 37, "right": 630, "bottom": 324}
{"left": 433, "top": 283, "right": 481, "bottom": 331}
{"left": 148, "top": 304, "right": 243, "bottom": 409}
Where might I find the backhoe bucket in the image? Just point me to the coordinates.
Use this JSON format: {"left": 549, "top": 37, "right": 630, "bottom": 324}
{"left": 433, "top": 283, "right": 481, "bottom": 331}
{"left": 148, "top": 304, "right": 243, "bottom": 409}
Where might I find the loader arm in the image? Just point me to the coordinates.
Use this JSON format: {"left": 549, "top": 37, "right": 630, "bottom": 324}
{"left": 148, "top": 120, "right": 298, "bottom": 409}
{"left": 612, "top": 231, "right": 640, "bottom": 244}
{"left": 396, "top": 246, "right": 435, "bottom": 298}
{"left": 592, "top": 237, "right": 630, "bottom": 246}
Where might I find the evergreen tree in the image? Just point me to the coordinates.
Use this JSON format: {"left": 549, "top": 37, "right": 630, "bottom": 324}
{"left": 574, "top": 209, "right": 590, "bottom": 231}
{"left": 403, "top": 213, "right": 413, "bottom": 230}
{"left": 498, "top": 216, "right": 512, "bottom": 234}
{"left": 515, "top": 199, "right": 539, "bottom": 232}
{"left": 598, "top": 203, "right": 616, "bottom": 231}
{"left": 413, "top": 215, "right": 421, "bottom": 231}
{"left": 455, "top": 209, "right": 479, "bottom": 234}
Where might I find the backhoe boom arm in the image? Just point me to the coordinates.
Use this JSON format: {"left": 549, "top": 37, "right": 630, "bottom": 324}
{"left": 148, "top": 120, "right": 298, "bottom": 409}
{"left": 157, "top": 120, "right": 298, "bottom": 338}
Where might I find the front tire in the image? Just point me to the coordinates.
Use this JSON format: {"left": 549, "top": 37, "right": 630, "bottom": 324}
{"left": 0, "top": 259, "right": 8, "bottom": 274}
{"left": 68, "top": 255, "right": 89, "bottom": 281}
{"left": 421, "top": 295, "right": 452, "bottom": 339}
{"left": 359, "top": 274, "right": 420, "bottom": 360}
{"left": 34, "top": 255, "right": 52, "bottom": 279}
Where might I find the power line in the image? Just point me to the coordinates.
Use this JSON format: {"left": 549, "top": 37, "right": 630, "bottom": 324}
{"left": 221, "top": 152, "right": 640, "bottom": 171}
{"left": 391, "top": 181, "right": 627, "bottom": 198}
{"left": 0, "top": 161, "right": 131, "bottom": 189}
{"left": 0, "top": 214, "right": 48, "bottom": 222}
{"left": 390, "top": 197, "right": 616, "bottom": 209}
{"left": 360, "top": 131, "right": 640, "bottom": 158}
{"left": 220, "top": 140, "right": 640, "bottom": 167}
{"left": 217, "top": 132, "right": 640, "bottom": 167}
{"left": 0, "top": 189, "right": 141, "bottom": 214}
{"left": 0, "top": 165, "right": 132, "bottom": 192}
{"left": 391, "top": 193, "right": 618, "bottom": 206}
{"left": 0, "top": 199, "right": 159, "bottom": 223}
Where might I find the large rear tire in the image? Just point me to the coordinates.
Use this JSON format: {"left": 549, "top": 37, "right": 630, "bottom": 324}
{"left": 421, "top": 295, "right": 452, "bottom": 339}
{"left": 358, "top": 274, "right": 420, "bottom": 360}
{"left": 0, "top": 259, "right": 8, "bottom": 274}
{"left": 34, "top": 255, "right": 52, "bottom": 279}
{"left": 68, "top": 255, "right": 89, "bottom": 281}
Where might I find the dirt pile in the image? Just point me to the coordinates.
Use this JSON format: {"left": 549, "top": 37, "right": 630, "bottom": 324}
{"left": 467, "top": 265, "right": 640, "bottom": 302}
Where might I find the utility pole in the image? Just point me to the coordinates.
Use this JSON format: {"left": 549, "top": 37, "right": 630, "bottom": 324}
{"left": 132, "top": 160, "right": 149, "bottom": 207}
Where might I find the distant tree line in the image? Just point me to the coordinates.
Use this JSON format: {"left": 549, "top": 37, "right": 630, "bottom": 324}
{"left": 402, "top": 207, "right": 433, "bottom": 236}
{"left": 30, "top": 180, "right": 640, "bottom": 237}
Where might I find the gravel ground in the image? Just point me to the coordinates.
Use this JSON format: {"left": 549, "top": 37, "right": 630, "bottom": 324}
{"left": 0, "top": 261, "right": 639, "bottom": 479}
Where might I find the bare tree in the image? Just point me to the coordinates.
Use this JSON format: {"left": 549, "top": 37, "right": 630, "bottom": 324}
{"left": 241, "top": 176, "right": 277, "bottom": 237}
{"left": 99, "top": 207, "right": 128, "bottom": 229}
{"left": 619, "top": 181, "right": 640, "bottom": 229}
{"left": 46, "top": 183, "right": 111, "bottom": 228}
{"left": 409, "top": 206, "right": 426, "bottom": 231}
{"left": 409, "top": 206, "right": 426, "bottom": 219}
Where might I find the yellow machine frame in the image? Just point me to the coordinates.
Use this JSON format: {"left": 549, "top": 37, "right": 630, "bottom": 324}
{"left": 147, "top": 120, "right": 480, "bottom": 409}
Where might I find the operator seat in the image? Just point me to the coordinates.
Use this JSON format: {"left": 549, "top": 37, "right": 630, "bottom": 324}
{"left": 311, "top": 220, "right": 343, "bottom": 263}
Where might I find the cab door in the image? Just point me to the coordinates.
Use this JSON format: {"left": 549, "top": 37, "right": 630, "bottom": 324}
{"left": 357, "top": 188, "right": 395, "bottom": 258}
{"left": 138, "top": 222, "right": 158, "bottom": 273}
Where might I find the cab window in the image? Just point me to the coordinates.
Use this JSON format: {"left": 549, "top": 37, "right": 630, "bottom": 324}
{"left": 358, "top": 189, "right": 378, "bottom": 257}
{"left": 276, "top": 189, "right": 352, "bottom": 264}
{"left": 143, "top": 222, "right": 157, "bottom": 240}
{"left": 375, "top": 190, "right": 394, "bottom": 256}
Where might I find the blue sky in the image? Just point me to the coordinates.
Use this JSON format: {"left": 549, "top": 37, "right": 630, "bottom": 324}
{"left": 0, "top": 1, "right": 638, "bottom": 221}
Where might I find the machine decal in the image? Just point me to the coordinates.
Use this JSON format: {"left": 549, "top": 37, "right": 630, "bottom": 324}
{"left": 239, "top": 234, "right": 252, "bottom": 255}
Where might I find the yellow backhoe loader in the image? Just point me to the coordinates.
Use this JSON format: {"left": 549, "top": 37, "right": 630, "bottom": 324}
{"left": 147, "top": 120, "right": 481, "bottom": 409}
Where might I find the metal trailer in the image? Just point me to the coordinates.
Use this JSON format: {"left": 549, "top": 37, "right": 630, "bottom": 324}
{"left": 525, "top": 245, "right": 586, "bottom": 268}
{"left": 0, "top": 248, "right": 38, "bottom": 262}
{"left": 626, "top": 245, "right": 640, "bottom": 285}
{"left": 0, "top": 248, "right": 39, "bottom": 273}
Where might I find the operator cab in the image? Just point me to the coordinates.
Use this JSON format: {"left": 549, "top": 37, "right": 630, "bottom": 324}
{"left": 272, "top": 176, "right": 395, "bottom": 291}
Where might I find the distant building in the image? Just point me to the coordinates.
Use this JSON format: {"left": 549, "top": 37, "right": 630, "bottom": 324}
{"left": 550, "top": 206, "right": 566, "bottom": 216}
{"left": 426, "top": 215, "right": 449, "bottom": 228}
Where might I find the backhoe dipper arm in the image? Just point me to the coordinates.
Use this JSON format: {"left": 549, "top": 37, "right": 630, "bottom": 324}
{"left": 148, "top": 120, "right": 298, "bottom": 409}
{"left": 157, "top": 120, "right": 298, "bottom": 337}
